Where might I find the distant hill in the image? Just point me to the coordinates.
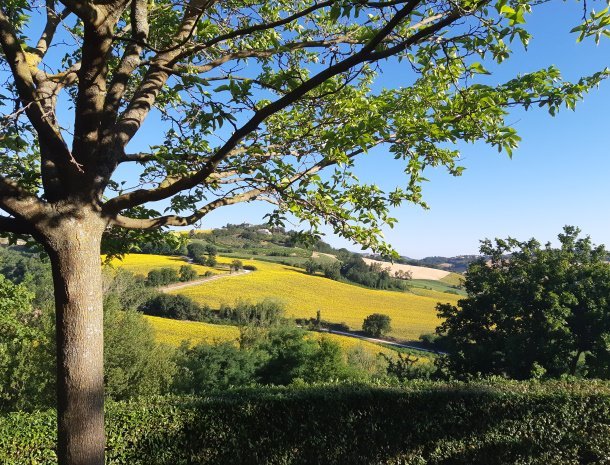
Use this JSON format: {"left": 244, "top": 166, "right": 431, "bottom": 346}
{"left": 365, "top": 254, "right": 480, "bottom": 274}
{"left": 184, "top": 223, "right": 479, "bottom": 274}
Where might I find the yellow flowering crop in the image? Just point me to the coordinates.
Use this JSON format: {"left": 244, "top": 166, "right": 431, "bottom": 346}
{"left": 172, "top": 258, "right": 458, "bottom": 340}
{"left": 144, "top": 315, "right": 239, "bottom": 346}
{"left": 105, "top": 253, "right": 225, "bottom": 277}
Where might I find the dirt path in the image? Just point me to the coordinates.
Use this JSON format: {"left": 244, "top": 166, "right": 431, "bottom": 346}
{"left": 159, "top": 269, "right": 252, "bottom": 293}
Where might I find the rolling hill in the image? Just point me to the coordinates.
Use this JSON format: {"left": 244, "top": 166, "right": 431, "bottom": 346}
{"left": 165, "top": 257, "right": 457, "bottom": 340}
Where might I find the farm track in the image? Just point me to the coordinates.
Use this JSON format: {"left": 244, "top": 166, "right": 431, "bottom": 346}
{"left": 160, "top": 270, "right": 251, "bottom": 293}
{"left": 318, "top": 328, "right": 445, "bottom": 354}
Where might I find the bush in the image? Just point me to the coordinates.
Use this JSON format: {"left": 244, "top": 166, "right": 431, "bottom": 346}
{"left": 178, "top": 265, "right": 198, "bottom": 282}
{"left": 230, "top": 259, "right": 243, "bottom": 272}
{"left": 243, "top": 264, "right": 257, "bottom": 271}
{"left": 140, "top": 294, "right": 207, "bottom": 321}
{"left": 218, "top": 299, "right": 285, "bottom": 327}
{"left": 146, "top": 268, "right": 179, "bottom": 287}
{"left": 4, "top": 381, "right": 610, "bottom": 465}
{"left": 104, "top": 305, "right": 176, "bottom": 400}
{"left": 172, "top": 342, "right": 263, "bottom": 394}
{"left": 362, "top": 313, "right": 392, "bottom": 337}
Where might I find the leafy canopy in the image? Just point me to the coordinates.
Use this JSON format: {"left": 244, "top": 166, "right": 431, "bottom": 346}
{"left": 0, "top": 0, "right": 606, "bottom": 254}
{"left": 437, "top": 226, "right": 610, "bottom": 380}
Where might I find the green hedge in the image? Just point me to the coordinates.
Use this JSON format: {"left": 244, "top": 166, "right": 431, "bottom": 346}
{"left": 2, "top": 381, "right": 610, "bottom": 464}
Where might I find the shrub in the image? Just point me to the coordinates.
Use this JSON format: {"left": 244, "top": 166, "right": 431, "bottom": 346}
{"left": 140, "top": 294, "right": 206, "bottom": 321}
{"left": 218, "top": 299, "right": 285, "bottom": 327}
{"left": 230, "top": 259, "right": 243, "bottom": 272}
{"left": 362, "top": 313, "right": 392, "bottom": 337}
{"left": 243, "top": 264, "right": 257, "bottom": 271}
{"left": 178, "top": 265, "right": 198, "bottom": 282}
{"left": 4, "top": 381, "right": 610, "bottom": 465}
{"left": 146, "top": 268, "right": 179, "bottom": 287}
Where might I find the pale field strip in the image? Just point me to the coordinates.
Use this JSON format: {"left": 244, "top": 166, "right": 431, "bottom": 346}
{"left": 362, "top": 258, "right": 451, "bottom": 280}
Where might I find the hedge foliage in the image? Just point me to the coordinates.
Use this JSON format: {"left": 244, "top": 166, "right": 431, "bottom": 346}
{"left": 2, "top": 381, "right": 610, "bottom": 465}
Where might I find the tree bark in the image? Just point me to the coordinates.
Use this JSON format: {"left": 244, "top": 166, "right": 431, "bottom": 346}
{"left": 46, "top": 212, "right": 106, "bottom": 465}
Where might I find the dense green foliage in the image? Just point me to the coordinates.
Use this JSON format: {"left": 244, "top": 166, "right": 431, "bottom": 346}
{"left": 363, "top": 314, "right": 393, "bottom": 338}
{"left": 146, "top": 268, "right": 180, "bottom": 287}
{"left": 437, "top": 227, "right": 610, "bottom": 380}
{"left": 218, "top": 299, "right": 286, "bottom": 327}
{"left": 140, "top": 294, "right": 208, "bottom": 322}
{"left": 0, "top": 275, "right": 55, "bottom": 411}
{"left": 3, "top": 381, "right": 609, "bottom": 464}
{"left": 305, "top": 252, "right": 409, "bottom": 291}
{"left": 0, "top": 257, "right": 176, "bottom": 410}
{"left": 104, "top": 305, "right": 176, "bottom": 401}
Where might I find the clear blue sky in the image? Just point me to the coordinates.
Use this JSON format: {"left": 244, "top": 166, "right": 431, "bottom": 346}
{"left": 159, "top": 3, "right": 610, "bottom": 258}
{"left": 21, "top": 3, "right": 610, "bottom": 258}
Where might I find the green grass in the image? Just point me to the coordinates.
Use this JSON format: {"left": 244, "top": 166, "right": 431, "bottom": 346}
{"left": 439, "top": 272, "right": 464, "bottom": 287}
{"left": 410, "top": 279, "right": 466, "bottom": 296}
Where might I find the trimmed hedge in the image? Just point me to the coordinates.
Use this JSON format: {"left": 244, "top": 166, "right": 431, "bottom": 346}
{"left": 2, "top": 381, "right": 610, "bottom": 464}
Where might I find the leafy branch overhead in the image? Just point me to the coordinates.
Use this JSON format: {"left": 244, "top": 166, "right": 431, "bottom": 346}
{"left": 0, "top": 0, "right": 607, "bottom": 255}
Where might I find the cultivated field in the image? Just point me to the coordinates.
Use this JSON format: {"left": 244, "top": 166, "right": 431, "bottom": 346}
{"left": 145, "top": 315, "right": 239, "bottom": 346}
{"left": 170, "top": 258, "right": 457, "bottom": 340}
{"left": 362, "top": 257, "right": 451, "bottom": 280}
{"left": 144, "top": 315, "right": 408, "bottom": 360}
{"left": 104, "top": 253, "right": 224, "bottom": 277}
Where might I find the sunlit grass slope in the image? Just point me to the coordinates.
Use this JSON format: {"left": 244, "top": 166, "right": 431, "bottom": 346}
{"left": 105, "top": 254, "right": 224, "bottom": 277}
{"left": 439, "top": 272, "right": 464, "bottom": 287}
{"left": 173, "top": 259, "right": 458, "bottom": 340}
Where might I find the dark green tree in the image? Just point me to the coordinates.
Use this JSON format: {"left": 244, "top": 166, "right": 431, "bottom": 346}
{"left": 437, "top": 227, "right": 610, "bottom": 379}
{"left": 362, "top": 313, "right": 392, "bottom": 337}
{"left": 140, "top": 294, "right": 206, "bottom": 321}
{"left": 178, "top": 264, "right": 198, "bottom": 282}
{"left": 103, "top": 304, "right": 176, "bottom": 400}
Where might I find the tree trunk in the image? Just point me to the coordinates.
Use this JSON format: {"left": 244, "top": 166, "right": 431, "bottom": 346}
{"left": 46, "top": 214, "right": 106, "bottom": 465}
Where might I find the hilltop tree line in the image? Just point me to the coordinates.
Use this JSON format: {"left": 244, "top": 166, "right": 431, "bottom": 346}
{"left": 305, "top": 252, "right": 410, "bottom": 291}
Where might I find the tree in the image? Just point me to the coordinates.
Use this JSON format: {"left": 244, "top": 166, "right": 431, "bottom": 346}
{"left": 231, "top": 259, "right": 244, "bottom": 272}
{"left": 362, "top": 313, "right": 392, "bottom": 337}
{"left": 0, "top": 275, "right": 55, "bottom": 411}
{"left": 179, "top": 264, "right": 198, "bottom": 282}
{"left": 436, "top": 227, "right": 610, "bottom": 380}
{"left": 0, "top": 1, "right": 604, "bottom": 463}
{"left": 140, "top": 294, "right": 206, "bottom": 321}
{"left": 146, "top": 267, "right": 180, "bottom": 286}
{"left": 103, "top": 304, "right": 176, "bottom": 400}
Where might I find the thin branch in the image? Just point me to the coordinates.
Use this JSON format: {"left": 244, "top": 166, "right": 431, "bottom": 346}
{"left": 0, "top": 7, "right": 77, "bottom": 177}
{"left": 105, "top": 0, "right": 422, "bottom": 213}
{"left": 27, "top": 2, "right": 71, "bottom": 67}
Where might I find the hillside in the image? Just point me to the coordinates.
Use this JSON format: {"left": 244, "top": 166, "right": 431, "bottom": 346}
{"left": 168, "top": 257, "right": 457, "bottom": 340}
{"left": 144, "top": 315, "right": 412, "bottom": 361}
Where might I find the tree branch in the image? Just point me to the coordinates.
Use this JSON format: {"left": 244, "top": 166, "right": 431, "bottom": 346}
{"left": 0, "top": 7, "right": 77, "bottom": 179}
{"left": 26, "top": 2, "right": 71, "bottom": 67}
{"left": 104, "top": 0, "right": 422, "bottom": 213}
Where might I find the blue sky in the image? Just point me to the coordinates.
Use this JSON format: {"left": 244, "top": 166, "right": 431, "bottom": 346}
{"left": 167, "top": 3, "right": 610, "bottom": 258}
{"left": 14, "top": 3, "right": 610, "bottom": 258}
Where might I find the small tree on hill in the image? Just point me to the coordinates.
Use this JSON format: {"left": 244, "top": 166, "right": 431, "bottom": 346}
{"left": 179, "top": 265, "right": 198, "bottom": 282}
{"left": 363, "top": 313, "right": 392, "bottom": 337}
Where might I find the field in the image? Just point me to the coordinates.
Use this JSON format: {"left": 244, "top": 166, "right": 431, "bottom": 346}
{"left": 170, "top": 258, "right": 458, "bottom": 340}
{"left": 410, "top": 279, "right": 466, "bottom": 296}
{"left": 145, "top": 315, "right": 239, "bottom": 346}
{"left": 104, "top": 253, "right": 225, "bottom": 277}
{"left": 362, "top": 257, "right": 450, "bottom": 280}
{"left": 144, "top": 315, "right": 412, "bottom": 361}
